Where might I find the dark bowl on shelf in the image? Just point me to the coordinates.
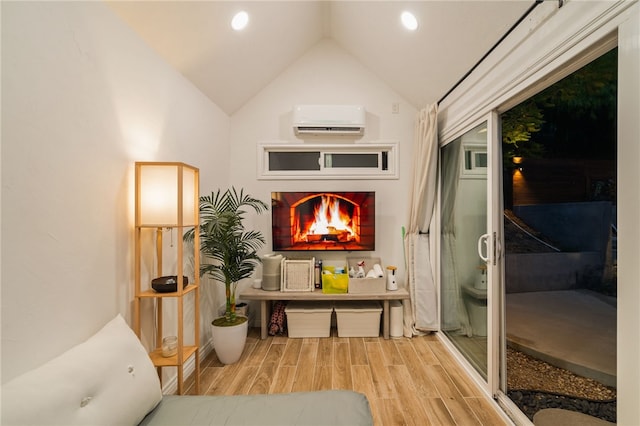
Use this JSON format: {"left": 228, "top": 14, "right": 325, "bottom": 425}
{"left": 151, "top": 276, "right": 189, "bottom": 293}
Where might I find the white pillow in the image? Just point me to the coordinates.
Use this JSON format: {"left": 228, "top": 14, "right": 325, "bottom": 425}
{"left": 1, "top": 314, "right": 162, "bottom": 425}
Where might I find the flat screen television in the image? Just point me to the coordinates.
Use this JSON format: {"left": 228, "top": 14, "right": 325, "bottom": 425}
{"left": 271, "top": 191, "right": 375, "bottom": 251}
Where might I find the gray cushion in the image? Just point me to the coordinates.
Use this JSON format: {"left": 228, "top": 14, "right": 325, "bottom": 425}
{"left": 139, "top": 391, "right": 374, "bottom": 426}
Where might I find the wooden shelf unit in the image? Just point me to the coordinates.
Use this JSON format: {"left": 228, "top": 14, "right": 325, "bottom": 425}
{"left": 149, "top": 345, "right": 199, "bottom": 367}
{"left": 133, "top": 162, "right": 200, "bottom": 395}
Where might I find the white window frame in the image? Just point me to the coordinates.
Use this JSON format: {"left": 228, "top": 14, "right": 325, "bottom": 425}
{"left": 461, "top": 144, "right": 488, "bottom": 178}
{"left": 257, "top": 141, "right": 399, "bottom": 180}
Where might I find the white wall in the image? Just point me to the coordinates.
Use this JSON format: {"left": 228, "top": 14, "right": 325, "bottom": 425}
{"left": 1, "top": 1, "right": 229, "bottom": 383}
{"left": 226, "top": 39, "right": 417, "bottom": 315}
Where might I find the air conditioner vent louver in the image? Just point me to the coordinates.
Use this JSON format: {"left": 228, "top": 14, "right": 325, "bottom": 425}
{"left": 296, "top": 126, "right": 363, "bottom": 134}
{"left": 293, "top": 105, "right": 365, "bottom": 137}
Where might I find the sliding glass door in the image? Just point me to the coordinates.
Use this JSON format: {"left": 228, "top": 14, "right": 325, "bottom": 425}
{"left": 435, "top": 3, "right": 637, "bottom": 422}
{"left": 440, "top": 113, "right": 502, "bottom": 392}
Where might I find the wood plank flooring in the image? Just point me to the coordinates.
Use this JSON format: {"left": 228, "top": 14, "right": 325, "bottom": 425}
{"left": 184, "top": 328, "right": 509, "bottom": 426}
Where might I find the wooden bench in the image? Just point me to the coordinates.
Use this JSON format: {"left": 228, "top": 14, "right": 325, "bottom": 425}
{"left": 239, "top": 287, "right": 410, "bottom": 339}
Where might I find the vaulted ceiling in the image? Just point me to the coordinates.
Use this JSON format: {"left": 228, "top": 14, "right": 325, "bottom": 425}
{"left": 107, "top": 1, "right": 534, "bottom": 115}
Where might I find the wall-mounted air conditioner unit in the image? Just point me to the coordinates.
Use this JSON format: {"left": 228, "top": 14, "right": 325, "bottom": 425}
{"left": 293, "top": 105, "right": 366, "bottom": 136}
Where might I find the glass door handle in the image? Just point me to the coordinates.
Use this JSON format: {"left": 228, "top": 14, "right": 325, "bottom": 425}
{"left": 478, "top": 233, "right": 490, "bottom": 262}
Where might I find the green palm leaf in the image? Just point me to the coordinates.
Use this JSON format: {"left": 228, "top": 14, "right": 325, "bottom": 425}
{"left": 184, "top": 187, "right": 268, "bottom": 324}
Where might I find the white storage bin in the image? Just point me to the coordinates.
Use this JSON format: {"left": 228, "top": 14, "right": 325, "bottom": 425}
{"left": 334, "top": 301, "right": 382, "bottom": 337}
{"left": 347, "top": 257, "right": 386, "bottom": 294}
{"left": 285, "top": 301, "right": 333, "bottom": 338}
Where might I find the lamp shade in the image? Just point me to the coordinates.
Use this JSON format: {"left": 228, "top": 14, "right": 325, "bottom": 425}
{"left": 135, "top": 162, "right": 199, "bottom": 227}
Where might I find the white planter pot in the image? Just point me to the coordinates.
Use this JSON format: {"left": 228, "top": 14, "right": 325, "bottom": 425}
{"left": 211, "top": 316, "right": 248, "bottom": 364}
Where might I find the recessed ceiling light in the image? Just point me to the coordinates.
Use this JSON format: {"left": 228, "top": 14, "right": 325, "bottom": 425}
{"left": 401, "top": 11, "right": 418, "bottom": 31}
{"left": 231, "top": 11, "right": 249, "bottom": 31}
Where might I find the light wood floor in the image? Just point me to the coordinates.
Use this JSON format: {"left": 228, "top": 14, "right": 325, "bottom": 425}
{"left": 184, "top": 328, "right": 509, "bottom": 426}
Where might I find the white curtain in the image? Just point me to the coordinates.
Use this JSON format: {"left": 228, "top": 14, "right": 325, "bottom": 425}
{"left": 440, "top": 140, "right": 472, "bottom": 335}
{"left": 403, "top": 104, "right": 438, "bottom": 335}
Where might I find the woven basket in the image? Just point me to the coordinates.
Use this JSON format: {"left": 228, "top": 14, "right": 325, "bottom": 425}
{"left": 280, "top": 258, "right": 314, "bottom": 292}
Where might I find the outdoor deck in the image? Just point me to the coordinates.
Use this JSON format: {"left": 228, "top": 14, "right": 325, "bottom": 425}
{"left": 506, "top": 289, "right": 616, "bottom": 387}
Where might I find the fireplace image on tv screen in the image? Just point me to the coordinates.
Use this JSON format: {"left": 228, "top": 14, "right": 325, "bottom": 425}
{"left": 272, "top": 191, "right": 375, "bottom": 251}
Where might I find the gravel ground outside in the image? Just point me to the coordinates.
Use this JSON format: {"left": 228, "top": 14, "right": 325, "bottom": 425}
{"left": 507, "top": 347, "right": 616, "bottom": 400}
{"left": 507, "top": 347, "right": 616, "bottom": 422}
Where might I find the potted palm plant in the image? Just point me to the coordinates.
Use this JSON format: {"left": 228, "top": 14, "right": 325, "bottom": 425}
{"left": 185, "top": 187, "right": 268, "bottom": 364}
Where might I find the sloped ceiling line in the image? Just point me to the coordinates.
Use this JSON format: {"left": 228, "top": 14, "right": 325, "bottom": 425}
{"left": 107, "top": 1, "right": 535, "bottom": 115}
{"left": 438, "top": 0, "right": 543, "bottom": 105}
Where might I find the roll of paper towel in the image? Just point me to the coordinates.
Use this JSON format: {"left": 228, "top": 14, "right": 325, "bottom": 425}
{"left": 390, "top": 301, "right": 403, "bottom": 337}
{"left": 372, "top": 264, "right": 384, "bottom": 277}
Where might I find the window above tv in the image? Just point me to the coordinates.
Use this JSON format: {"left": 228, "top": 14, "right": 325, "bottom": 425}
{"left": 257, "top": 142, "right": 398, "bottom": 180}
